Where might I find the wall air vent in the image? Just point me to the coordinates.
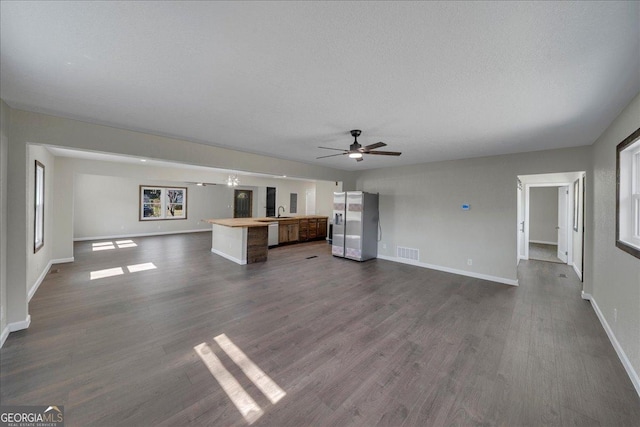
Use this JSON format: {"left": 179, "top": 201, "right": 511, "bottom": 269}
{"left": 397, "top": 246, "right": 419, "bottom": 261}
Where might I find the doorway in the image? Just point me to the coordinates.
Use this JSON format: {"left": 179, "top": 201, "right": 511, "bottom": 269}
{"left": 234, "top": 189, "right": 253, "bottom": 218}
{"left": 517, "top": 172, "right": 586, "bottom": 281}
{"left": 266, "top": 187, "right": 276, "bottom": 217}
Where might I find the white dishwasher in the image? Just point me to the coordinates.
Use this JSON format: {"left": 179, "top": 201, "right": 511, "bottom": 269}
{"left": 268, "top": 222, "right": 279, "bottom": 247}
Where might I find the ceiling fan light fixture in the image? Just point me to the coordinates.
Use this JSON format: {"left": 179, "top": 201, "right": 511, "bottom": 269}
{"left": 348, "top": 152, "right": 363, "bottom": 159}
{"left": 227, "top": 174, "right": 240, "bottom": 187}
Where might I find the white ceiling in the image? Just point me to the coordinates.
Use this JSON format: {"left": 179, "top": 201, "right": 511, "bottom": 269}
{"left": 2, "top": 2, "right": 639, "bottom": 171}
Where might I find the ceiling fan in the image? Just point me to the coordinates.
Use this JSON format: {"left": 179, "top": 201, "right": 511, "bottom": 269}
{"left": 317, "top": 130, "right": 402, "bottom": 162}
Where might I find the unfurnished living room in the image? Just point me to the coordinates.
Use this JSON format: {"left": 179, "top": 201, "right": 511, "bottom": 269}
{"left": 1, "top": 2, "right": 639, "bottom": 426}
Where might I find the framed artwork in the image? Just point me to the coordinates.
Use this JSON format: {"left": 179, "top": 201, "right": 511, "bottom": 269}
{"left": 573, "top": 179, "right": 579, "bottom": 232}
{"left": 34, "top": 160, "right": 45, "bottom": 253}
{"left": 140, "top": 186, "right": 187, "bottom": 221}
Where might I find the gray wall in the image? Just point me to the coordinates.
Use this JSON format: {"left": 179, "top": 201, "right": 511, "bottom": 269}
{"left": 589, "top": 92, "right": 640, "bottom": 384}
{"left": 357, "top": 146, "right": 591, "bottom": 284}
{"left": 529, "top": 187, "right": 558, "bottom": 244}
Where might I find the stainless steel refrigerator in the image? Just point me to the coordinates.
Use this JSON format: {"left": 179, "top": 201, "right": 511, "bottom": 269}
{"left": 332, "top": 191, "right": 379, "bottom": 261}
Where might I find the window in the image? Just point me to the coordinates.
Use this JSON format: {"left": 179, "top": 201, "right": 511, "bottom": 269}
{"left": 34, "top": 160, "right": 45, "bottom": 253}
{"left": 290, "top": 193, "right": 297, "bottom": 214}
{"left": 139, "top": 186, "right": 187, "bottom": 221}
{"left": 616, "top": 127, "right": 640, "bottom": 258}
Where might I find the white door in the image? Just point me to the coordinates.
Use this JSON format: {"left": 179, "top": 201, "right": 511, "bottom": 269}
{"left": 557, "top": 186, "right": 568, "bottom": 263}
{"left": 517, "top": 184, "right": 525, "bottom": 262}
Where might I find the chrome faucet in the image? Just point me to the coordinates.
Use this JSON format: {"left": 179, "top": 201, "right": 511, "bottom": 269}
{"left": 277, "top": 206, "right": 285, "bottom": 217}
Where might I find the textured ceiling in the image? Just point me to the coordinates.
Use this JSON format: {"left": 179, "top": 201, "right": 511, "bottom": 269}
{"left": 1, "top": 1, "right": 639, "bottom": 171}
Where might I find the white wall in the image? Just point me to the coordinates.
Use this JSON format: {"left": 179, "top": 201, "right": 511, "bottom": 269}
{"left": 73, "top": 174, "right": 233, "bottom": 239}
{"left": 357, "top": 146, "right": 591, "bottom": 284}
{"left": 27, "top": 145, "right": 56, "bottom": 299}
{"left": 588, "top": 92, "right": 640, "bottom": 393}
{"left": 529, "top": 187, "right": 558, "bottom": 244}
{"left": 0, "top": 101, "right": 8, "bottom": 344}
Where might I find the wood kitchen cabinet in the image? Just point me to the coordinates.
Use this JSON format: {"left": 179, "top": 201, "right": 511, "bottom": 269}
{"left": 277, "top": 216, "right": 327, "bottom": 244}
{"left": 278, "top": 220, "right": 299, "bottom": 244}
{"left": 317, "top": 218, "right": 328, "bottom": 239}
{"left": 299, "top": 218, "right": 309, "bottom": 241}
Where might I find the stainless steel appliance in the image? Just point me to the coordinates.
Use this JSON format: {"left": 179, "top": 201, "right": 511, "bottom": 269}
{"left": 332, "top": 191, "right": 379, "bottom": 261}
{"left": 268, "top": 222, "right": 279, "bottom": 247}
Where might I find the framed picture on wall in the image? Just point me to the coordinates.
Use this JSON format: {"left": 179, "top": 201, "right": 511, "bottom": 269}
{"left": 573, "top": 179, "right": 579, "bottom": 232}
{"left": 139, "top": 186, "right": 187, "bottom": 220}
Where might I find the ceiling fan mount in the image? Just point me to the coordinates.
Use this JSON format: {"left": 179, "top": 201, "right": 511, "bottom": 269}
{"left": 317, "top": 130, "right": 401, "bottom": 162}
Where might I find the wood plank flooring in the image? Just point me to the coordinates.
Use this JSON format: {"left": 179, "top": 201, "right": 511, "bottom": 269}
{"left": 1, "top": 232, "right": 639, "bottom": 426}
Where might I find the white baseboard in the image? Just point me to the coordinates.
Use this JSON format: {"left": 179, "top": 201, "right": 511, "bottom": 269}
{"left": 27, "top": 257, "right": 76, "bottom": 302}
{"left": 529, "top": 240, "right": 558, "bottom": 245}
{"left": 2, "top": 315, "right": 32, "bottom": 348}
{"left": 581, "top": 291, "right": 592, "bottom": 301}
{"left": 376, "top": 255, "right": 518, "bottom": 286}
{"left": 589, "top": 296, "right": 640, "bottom": 398}
{"left": 0, "top": 325, "right": 9, "bottom": 348}
{"left": 211, "top": 248, "right": 246, "bottom": 265}
{"left": 28, "top": 260, "right": 52, "bottom": 302}
{"left": 74, "top": 228, "right": 209, "bottom": 242}
{"left": 572, "top": 263, "right": 583, "bottom": 280}
{"left": 8, "top": 315, "right": 31, "bottom": 333}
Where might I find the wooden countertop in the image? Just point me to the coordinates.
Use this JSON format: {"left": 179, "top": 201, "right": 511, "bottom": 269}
{"left": 206, "top": 218, "right": 269, "bottom": 228}
{"left": 206, "top": 215, "right": 328, "bottom": 228}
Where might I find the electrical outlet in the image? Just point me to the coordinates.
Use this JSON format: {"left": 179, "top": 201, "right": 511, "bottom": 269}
{"left": 467, "top": 259, "right": 473, "bottom": 266}
{"left": 614, "top": 308, "right": 617, "bottom": 323}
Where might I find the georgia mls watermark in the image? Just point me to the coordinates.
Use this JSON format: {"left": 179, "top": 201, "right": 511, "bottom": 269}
{"left": 0, "top": 406, "right": 64, "bottom": 427}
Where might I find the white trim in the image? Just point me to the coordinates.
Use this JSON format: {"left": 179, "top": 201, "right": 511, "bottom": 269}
{"left": 377, "top": 255, "right": 518, "bottom": 286}
{"left": 529, "top": 240, "right": 558, "bottom": 245}
{"left": 0, "top": 325, "right": 9, "bottom": 348}
{"left": 581, "top": 291, "right": 592, "bottom": 301}
{"left": 8, "top": 315, "right": 31, "bottom": 332}
{"left": 74, "top": 228, "right": 209, "bottom": 241}
{"left": 211, "top": 248, "right": 247, "bottom": 265}
{"left": 27, "top": 258, "right": 75, "bottom": 302}
{"left": 28, "top": 260, "right": 52, "bottom": 302}
{"left": 572, "top": 263, "right": 582, "bottom": 281}
{"left": 589, "top": 297, "right": 640, "bottom": 398}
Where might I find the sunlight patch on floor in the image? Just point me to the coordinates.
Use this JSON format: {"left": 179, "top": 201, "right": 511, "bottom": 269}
{"left": 195, "top": 334, "right": 287, "bottom": 425}
{"left": 127, "top": 262, "right": 157, "bottom": 273}
{"left": 215, "top": 333, "right": 286, "bottom": 404}
{"left": 91, "top": 240, "right": 138, "bottom": 251}
{"left": 90, "top": 267, "right": 124, "bottom": 280}
{"left": 194, "top": 343, "right": 264, "bottom": 424}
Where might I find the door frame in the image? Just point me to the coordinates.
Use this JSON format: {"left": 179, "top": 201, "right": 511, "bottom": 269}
{"left": 233, "top": 189, "right": 253, "bottom": 218}
{"left": 523, "top": 182, "right": 573, "bottom": 263}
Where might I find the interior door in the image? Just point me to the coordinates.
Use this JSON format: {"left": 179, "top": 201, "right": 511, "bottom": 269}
{"left": 234, "top": 189, "right": 253, "bottom": 218}
{"left": 266, "top": 187, "right": 276, "bottom": 217}
{"left": 517, "top": 182, "right": 525, "bottom": 263}
{"left": 557, "top": 186, "right": 568, "bottom": 263}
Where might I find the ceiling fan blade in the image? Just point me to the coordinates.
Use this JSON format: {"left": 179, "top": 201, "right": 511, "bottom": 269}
{"left": 365, "top": 151, "right": 402, "bottom": 156}
{"left": 317, "top": 153, "right": 347, "bottom": 159}
{"left": 318, "top": 146, "right": 348, "bottom": 152}
{"left": 362, "top": 141, "right": 387, "bottom": 151}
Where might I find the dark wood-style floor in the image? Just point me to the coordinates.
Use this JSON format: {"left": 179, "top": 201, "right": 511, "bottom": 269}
{"left": 1, "top": 232, "right": 639, "bottom": 426}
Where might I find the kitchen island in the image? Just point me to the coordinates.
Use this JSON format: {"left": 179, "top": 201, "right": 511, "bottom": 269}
{"left": 206, "top": 216, "right": 328, "bottom": 265}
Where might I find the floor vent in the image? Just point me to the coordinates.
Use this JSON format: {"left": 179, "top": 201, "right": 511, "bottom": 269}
{"left": 559, "top": 273, "right": 567, "bottom": 278}
{"left": 397, "top": 246, "right": 419, "bottom": 261}
{"left": 306, "top": 255, "right": 318, "bottom": 259}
